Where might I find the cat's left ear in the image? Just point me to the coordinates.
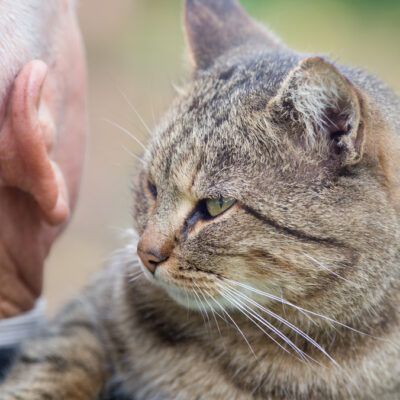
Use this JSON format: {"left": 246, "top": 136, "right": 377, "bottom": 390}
{"left": 184, "top": 0, "right": 283, "bottom": 70}
{"left": 268, "top": 57, "right": 365, "bottom": 166}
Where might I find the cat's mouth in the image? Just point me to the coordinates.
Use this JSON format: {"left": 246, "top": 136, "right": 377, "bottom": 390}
{"left": 139, "top": 258, "right": 228, "bottom": 311}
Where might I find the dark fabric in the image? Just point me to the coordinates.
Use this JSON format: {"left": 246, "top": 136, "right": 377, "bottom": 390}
{"left": 0, "top": 346, "right": 18, "bottom": 382}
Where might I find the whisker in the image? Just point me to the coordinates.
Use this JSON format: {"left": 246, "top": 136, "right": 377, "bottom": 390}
{"left": 223, "top": 278, "right": 360, "bottom": 336}
{"left": 202, "top": 291, "right": 222, "bottom": 336}
{"left": 217, "top": 287, "right": 301, "bottom": 360}
{"left": 302, "top": 252, "right": 358, "bottom": 286}
{"left": 125, "top": 266, "right": 143, "bottom": 277}
{"left": 212, "top": 296, "right": 258, "bottom": 360}
{"left": 218, "top": 286, "right": 316, "bottom": 366}
{"left": 191, "top": 281, "right": 211, "bottom": 332}
{"left": 194, "top": 284, "right": 222, "bottom": 336}
{"left": 279, "top": 286, "right": 287, "bottom": 319}
{"left": 184, "top": 288, "right": 190, "bottom": 320}
{"left": 171, "top": 81, "right": 186, "bottom": 96}
{"left": 128, "top": 273, "right": 143, "bottom": 283}
{"left": 117, "top": 87, "right": 153, "bottom": 137}
{"left": 191, "top": 287, "right": 208, "bottom": 330}
{"left": 276, "top": 284, "right": 317, "bottom": 328}
{"left": 121, "top": 144, "right": 146, "bottom": 165}
{"left": 104, "top": 119, "right": 147, "bottom": 151}
{"left": 222, "top": 282, "right": 339, "bottom": 367}
{"left": 150, "top": 102, "right": 157, "bottom": 129}
{"left": 202, "top": 288, "right": 230, "bottom": 326}
{"left": 225, "top": 278, "right": 372, "bottom": 338}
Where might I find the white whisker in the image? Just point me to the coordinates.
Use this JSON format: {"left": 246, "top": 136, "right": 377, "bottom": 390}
{"left": 118, "top": 87, "right": 153, "bottom": 137}
{"left": 194, "top": 284, "right": 222, "bottom": 336}
{"left": 202, "top": 288, "right": 230, "bottom": 326}
{"left": 222, "top": 283, "right": 342, "bottom": 366}
{"left": 121, "top": 145, "right": 146, "bottom": 165}
{"left": 191, "top": 281, "right": 211, "bottom": 332}
{"left": 221, "top": 283, "right": 331, "bottom": 366}
{"left": 218, "top": 286, "right": 317, "bottom": 366}
{"left": 213, "top": 296, "right": 258, "bottom": 360}
{"left": 104, "top": 119, "right": 147, "bottom": 151}
{"left": 184, "top": 288, "right": 190, "bottom": 320}
{"left": 302, "top": 252, "right": 358, "bottom": 286}
{"left": 217, "top": 287, "right": 303, "bottom": 361}
{"left": 225, "top": 278, "right": 371, "bottom": 338}
{"left": 191, "top": 287, "right": 208, "bottom": 329}
{"left": 128, "top": 273, "right": 143, "bottom": 283}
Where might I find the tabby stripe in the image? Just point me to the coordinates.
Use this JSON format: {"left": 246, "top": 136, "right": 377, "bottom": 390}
{"left": 33, "top": 390, "right": 54, "bottom": 400}
{"left": 241, "top": 204, "right": 344, "bottom": 247}
{"left": 19, "top": 354, "right": 94, "bottom": 376}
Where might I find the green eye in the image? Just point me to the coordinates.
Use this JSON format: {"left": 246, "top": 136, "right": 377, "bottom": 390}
{"left": 205, "top": 197, "right": 236, "bottom": 217}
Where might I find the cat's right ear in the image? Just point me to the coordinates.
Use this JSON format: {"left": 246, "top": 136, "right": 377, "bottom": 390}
{"left": 184, "top": 0, "right": 283, "bottom": 70}
{"left": 267, "top": 57, "right": 366, "bottom": 167}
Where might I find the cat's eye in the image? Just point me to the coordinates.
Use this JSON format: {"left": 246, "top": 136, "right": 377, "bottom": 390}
{"left": 205, "top": 197, "right": 236, "bottom": 217}
{"left": 148, "top": 181, "right": 157, "bottom": 197}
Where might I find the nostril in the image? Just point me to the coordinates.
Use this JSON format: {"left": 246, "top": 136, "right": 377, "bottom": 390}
{"left": 152, "top": 255, "right": 168, "bottom": 263}
{"left": 139, "top": 252, "right": 169, "bottom": 274}
{"left": 137, "top": 233, "right": 174, "bottom": 274}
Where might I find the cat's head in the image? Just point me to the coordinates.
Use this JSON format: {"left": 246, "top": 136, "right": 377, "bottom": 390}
{"left": 133, "top": 0, "right": 400, "bottom": 326}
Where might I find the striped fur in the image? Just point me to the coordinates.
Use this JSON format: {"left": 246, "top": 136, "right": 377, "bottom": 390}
{"left": 1, "top": 0, "right": 400, "bottom": 398}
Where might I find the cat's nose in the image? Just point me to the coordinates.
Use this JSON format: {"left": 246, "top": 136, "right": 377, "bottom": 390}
{"left": 137, "top": 248, "right": 168, "bottom": 274}
{"left": 137, "top": 229, "right": 175, "bottom": 274}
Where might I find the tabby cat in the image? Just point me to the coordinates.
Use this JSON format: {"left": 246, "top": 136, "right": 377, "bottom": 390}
{"left": 1, "top": 0, "right": 400, "bottom": 399}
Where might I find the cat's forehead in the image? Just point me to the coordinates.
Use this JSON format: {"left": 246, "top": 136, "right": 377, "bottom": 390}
{"left": 146, "top": 51, "right": 304, "bottom": 193}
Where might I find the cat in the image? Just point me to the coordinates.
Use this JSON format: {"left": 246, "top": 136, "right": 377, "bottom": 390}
{"left": 1, "top": 0, "right": 400, "bottom": 399}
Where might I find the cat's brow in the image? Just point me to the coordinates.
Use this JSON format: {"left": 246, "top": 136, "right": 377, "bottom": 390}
{"left": 241, "top": 204, "right": 346, "bottom": 247}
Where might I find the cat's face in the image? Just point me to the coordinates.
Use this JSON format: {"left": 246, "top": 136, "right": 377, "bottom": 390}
{"left": 133, "top": 0, "right": 399, "bottom": 324}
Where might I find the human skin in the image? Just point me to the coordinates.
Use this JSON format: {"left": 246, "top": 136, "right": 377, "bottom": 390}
{"left": 0, "top": 3, "right": 87, "bottom": 318}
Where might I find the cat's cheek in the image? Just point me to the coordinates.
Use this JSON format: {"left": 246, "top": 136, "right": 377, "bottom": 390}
{"left": 139, "top": 256, "right": 181, "bottom": 287}
{"left": 153, "top": 259, "right": 183, "bottom": 285}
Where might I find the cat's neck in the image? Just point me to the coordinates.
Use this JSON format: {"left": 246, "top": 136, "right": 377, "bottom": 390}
{"left": 118, "top": 272, "right": 400, "bottom": 398}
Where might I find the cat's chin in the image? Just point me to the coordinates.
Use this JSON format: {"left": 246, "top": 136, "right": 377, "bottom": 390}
{"left": 163, "top": 285, "right": 204, "bottom": 311}
{"left": 160, "top": 282, "right": 232, "bottom": 313}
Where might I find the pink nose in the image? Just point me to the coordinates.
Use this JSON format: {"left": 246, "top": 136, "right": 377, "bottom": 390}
{"left": 137, "top": 226, "right": 175, "bottom": 274}
{"left": 137, "top": 248, "right": 168, "bottom": 274}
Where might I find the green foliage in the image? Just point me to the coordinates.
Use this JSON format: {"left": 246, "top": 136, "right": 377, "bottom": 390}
{"left": 241, "top": 0, "right": 400, "bottom": 14}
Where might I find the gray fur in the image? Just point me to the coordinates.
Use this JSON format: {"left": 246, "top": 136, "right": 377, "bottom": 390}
{"left": 1, "top": 1, "right": 400, "bottom": 399}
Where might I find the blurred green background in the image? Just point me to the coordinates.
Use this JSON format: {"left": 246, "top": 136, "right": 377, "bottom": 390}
{"left": 44, "top": 0, "right": 400, "bottom": 314}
